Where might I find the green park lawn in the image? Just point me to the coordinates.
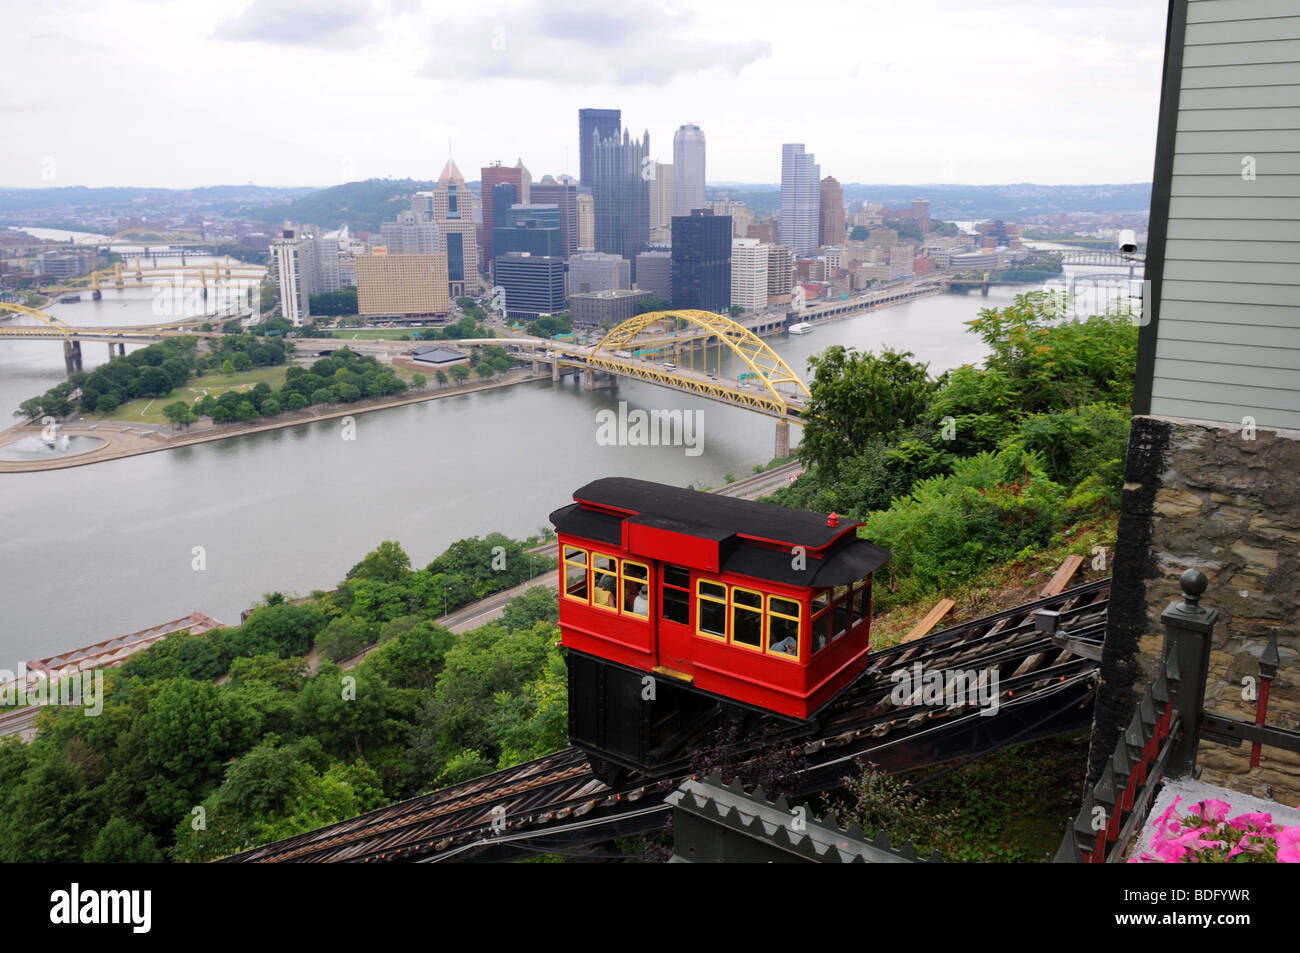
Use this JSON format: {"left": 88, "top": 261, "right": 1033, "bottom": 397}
{"left": 94, "top": 365, "right": 289, "bottom": 424}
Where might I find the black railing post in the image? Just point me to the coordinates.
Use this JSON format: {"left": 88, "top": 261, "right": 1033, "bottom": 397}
{"left": 1161, "top": 569, "right": 1219, "bottom": 777}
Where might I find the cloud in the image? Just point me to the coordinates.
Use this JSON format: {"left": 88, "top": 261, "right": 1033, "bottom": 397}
{"left": 418, "top": 0, "right": 770, "bottom": 86}
{"left": 213, "top": 0, "right": 379, "bottom": 49}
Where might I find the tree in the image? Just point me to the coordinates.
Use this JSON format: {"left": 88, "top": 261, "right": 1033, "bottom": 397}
{"left": 235, "top": 400, "right": 259, "bottom": 422}
{"left": 850, "top": 225, "right": 870, "bottom": 241}
{"left": 633, "top": 296, "right": 671, "bottom": 315}
{"left": 799, "top": 346, "right": 936, "bottom": 473}
{"left": 83, "top": 816, "right": 164, "bottom": 863}
{"left": 435, "top": 370, "right": 448, "bottom": 389}
{"left": 260, "top": 396, "right": 282, "bottom": 416}
{"left": 729, "top": 305, "right": 744, "bottom": 317}
{"left": 449, "top": 364, "right": 471, "bottom": 384}
{"left": 474, "top": 363, "right": 495, "bottom": 380}
{"left": 310, "top": 388, "right": 333, "bottom": 405}
{"left": 501, "top": 587, "right": 559, "bottom": 631}
{"left": 222, "top": 359, "right": 235, "bottom": 375}
{"left": 286, "top": 392, "right": 308, "bottom": 411}
{"left": 138, "top": 366, "right": 173, "bottom": 397}
{"left": 162, "top": 401, "right": 189, "bottom": 429}
{"left": 410, "top": 373, "right": 426, "bottom": 391}
{"left": 316, "top": 615, "right": 371, "bottom": 662}
{"left": 347, "top": 541, "right": 411, "bottom": 583}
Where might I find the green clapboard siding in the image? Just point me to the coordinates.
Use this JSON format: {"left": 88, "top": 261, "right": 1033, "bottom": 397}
{"left": 1152, "top": 2, "right": 1300, "bottom": 430}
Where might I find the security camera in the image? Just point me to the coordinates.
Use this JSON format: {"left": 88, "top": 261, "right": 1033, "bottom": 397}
{"left": 1117, "top": 229, "right": 1137, "bottom": 255}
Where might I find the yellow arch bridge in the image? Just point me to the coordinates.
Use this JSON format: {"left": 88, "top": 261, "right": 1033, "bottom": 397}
{"left": 507, "top": 309, "right": 812, "bottom": 456}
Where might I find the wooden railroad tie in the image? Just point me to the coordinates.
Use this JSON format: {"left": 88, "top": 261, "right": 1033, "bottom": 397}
{"left": 903, "top": 598, "right": 956, "bottom": 643}
{"left": 1040, "top": 554, "right": 1085, "bottom": 598}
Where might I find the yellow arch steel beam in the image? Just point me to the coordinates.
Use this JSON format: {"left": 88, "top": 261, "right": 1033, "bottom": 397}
{"left": 0, "top": 302, "right": 77, "bottom": 337}
{"left": 591, "top": 310, "right": 810, "bottom": 408}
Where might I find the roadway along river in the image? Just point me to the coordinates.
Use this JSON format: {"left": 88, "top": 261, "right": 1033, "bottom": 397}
{"left": 2, "top": 282, "right": 1050, "bottom": 663}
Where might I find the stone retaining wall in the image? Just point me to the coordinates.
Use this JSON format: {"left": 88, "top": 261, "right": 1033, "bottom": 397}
{"left": 1090, "top": 415, "right": 1300, "bottom": 803}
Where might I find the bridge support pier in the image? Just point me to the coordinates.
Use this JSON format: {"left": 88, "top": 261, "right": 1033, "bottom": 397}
{"left": 63, "top": 339, "right": 83, "bottom": 374}
{"left": 774, "top": 420, "right": 790, "bottom": 460}
{"left": 551, "top": 359, "right": 559, "bottom": 382}
{"left": 92, "top": 290, "right": 102, "bottom": 301}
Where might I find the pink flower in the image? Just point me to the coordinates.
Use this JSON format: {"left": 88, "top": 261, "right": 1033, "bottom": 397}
{"left": 1191, "top": 798, "right": 1231, "bottom": 824}
{"left": 1276, "top": 827, "right": 1300, "bottom": 864}
{"left": 1228, "top": 812, "right": 1279, "bottom": 836}
{"left": 1152, "top": 795, "right": 1183, "bottom": 836}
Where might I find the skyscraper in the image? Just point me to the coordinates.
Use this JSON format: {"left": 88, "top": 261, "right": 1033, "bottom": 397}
{"left": 672, "top": 123, "right": 706, "bottom": 217}
{"left": 819, "top": 176, "right": 846, "bottom": 248}
{"left": 380, "top": 209, "right": 439, "bottom": 256}
{"left": 780, "top": 144, "right": 820, "bottom": 256}
{"left": 515, "top": 158, "right": 532, "bottom": 204}
{"left": 731, "top": 238, "right": 768, "bottom": 312}
{"left": 576, "top": 193, "right": 595, "bottom": 250}
{"left": 649, "top": 162, "right": 674, "bottom": 238}
{"left": 578, "top": 108, "right": 621, "bottom": 188}
{"left": 480, "top": 162, "right": 524, "bottom": 268}
{"left": 531, "top": 175, "right": 579, "bottom": 259}
{"left": 671, "top": 209, "right": 731, "bottom": 313}
{"left": 430, "top": 159, "right": 479, "bottom": 297}
{"left": 591, "top": 126, "right": 650, "bottom": 278}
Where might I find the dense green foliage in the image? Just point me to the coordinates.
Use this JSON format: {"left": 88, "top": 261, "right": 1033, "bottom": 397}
{"left": 526, "top": 313, "right": 572, "bottom": 338}
{"left": 251, "top": 178, "right": 436, "bottom": 232}
{"left": 633, "top": 296, "right": 672, "bottom": 315}
{"left": 309, "top": 287, "right": 358, "bottom": 316}
{"left": 0, "top": 536, "right": 561, "bottom": 862}
{"left": 770, "top": 292, "right": 1137, "bottom": 610}
{"left": 193, "top": 347, "right": 407, "bottom": 422}
{"left": 16, "top": 336, "right": 287, "bottom": 418}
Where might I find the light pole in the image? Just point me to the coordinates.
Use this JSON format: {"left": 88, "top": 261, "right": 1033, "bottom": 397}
{"left": 443, "top": 587, "right": 448, "bottom": 618}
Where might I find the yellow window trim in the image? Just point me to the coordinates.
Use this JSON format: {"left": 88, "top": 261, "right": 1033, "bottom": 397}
{"left": 765, "top": 594, "right": 802, "bottom": 662}
{"left": 621, "top": 558, "right": 650, "bottom": 618}
{"left": 729, "top": 584, "right": 765, "bottom": 654}
{"left": 695, "top": 577, "right": 727, "bottom": 641}
{"left": 562, "top": 546, "right": 590, "bottom": 603}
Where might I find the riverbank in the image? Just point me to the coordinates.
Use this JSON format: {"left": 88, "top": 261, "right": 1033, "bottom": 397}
{"left": 0, "top": 367, "right": 550, "bottom": 473}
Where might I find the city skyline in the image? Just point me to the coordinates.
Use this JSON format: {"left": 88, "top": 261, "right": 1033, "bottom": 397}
{"left": 3, "top": 0, "right": 1169, "bottom": 189}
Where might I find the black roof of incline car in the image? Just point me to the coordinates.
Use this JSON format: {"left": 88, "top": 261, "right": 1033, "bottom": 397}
{"left": 551, "top": 477, "right": 890, "bottom": 588}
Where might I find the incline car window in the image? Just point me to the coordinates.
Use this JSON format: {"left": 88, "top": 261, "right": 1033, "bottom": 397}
{"left": 697, "top": 580, "right": 727, "bottom": 639}
{"left": 592, "top": 553, "right": 618, "bottom": 609}
{"left": 564, "top": 547, "right": 588, "bottom": 601}
{"left": 732, "top": 587, "right": 763, "bottom": 649}
{"left": 623, "top": 560, "right": 649, "bottom": 618}
{"left": 662, "top": 565, "right": 690, "bottom": 625}
{"left": 768, "top": 596, "right": 800, "bottom": 659}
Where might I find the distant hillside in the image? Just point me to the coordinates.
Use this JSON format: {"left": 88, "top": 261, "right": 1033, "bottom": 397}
{"left": 0, "top": 184, "right": 314, "bottom": 215}
{"left": 247, "top": 178, "right": 436, "bottom": 232}
{"left": 706, "top": 183, "right": 1150, "bottom": 219}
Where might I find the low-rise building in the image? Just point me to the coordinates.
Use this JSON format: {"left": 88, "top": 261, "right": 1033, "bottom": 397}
{"left": 570, "top": 288, "right": 651, "bottom": 327}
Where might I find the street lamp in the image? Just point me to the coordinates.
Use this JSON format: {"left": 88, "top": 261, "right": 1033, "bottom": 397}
{"left": 443, "top": 586, "right": 448, "bottom": 617}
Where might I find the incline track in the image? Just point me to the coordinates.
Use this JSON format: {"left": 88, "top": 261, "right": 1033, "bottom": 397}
{"left": 227, "top": 578, "right": 1108, "bottom": 863}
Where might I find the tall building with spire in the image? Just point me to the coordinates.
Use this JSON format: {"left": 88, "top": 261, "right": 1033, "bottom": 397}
{"left": 591, "top": 126, "right": 650, "bottom": 278}
{"left": 672, "top": 123, "right": 706, "bottom": 217}
{"left": 578, "top": 108, "right": 621, "bottom": 188}
{"left": 780, "top": 144, "right": 820, "bottom": 256}
{"left": 819, "top": 175, "right": 846, "bottom": 247}
{"left": 428, "top": 158, "right": 478, "bottom": 297}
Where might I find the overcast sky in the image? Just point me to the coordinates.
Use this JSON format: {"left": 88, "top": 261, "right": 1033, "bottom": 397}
{"left": 5, "top": 0, "right": 1170, "bottom": 190}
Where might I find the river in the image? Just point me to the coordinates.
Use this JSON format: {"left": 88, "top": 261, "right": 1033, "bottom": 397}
{"left": 0, "top": 264, "right": 1136, "bottom": 664}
